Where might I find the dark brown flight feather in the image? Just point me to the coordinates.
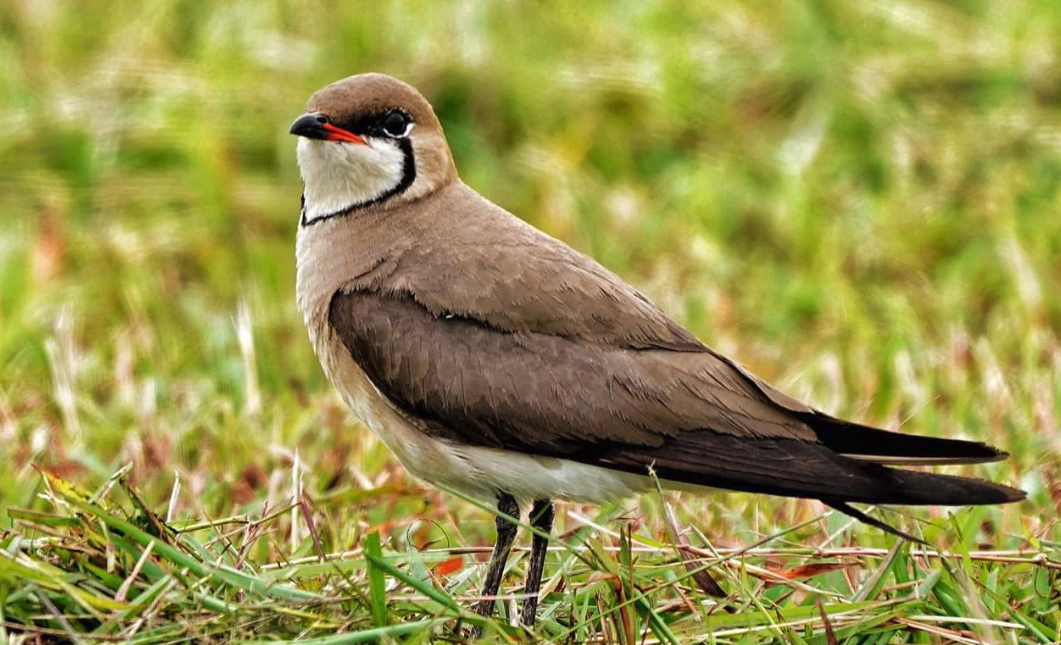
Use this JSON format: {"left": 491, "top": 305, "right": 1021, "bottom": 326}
{"left": 325, "top": 182, "right": 1024, "bottom": 508}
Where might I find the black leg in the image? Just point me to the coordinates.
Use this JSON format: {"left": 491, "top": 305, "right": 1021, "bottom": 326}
{"left": 472, "top": 492, "right": 520, "bottom": 634}
{"left": 521, "top": 498, "right": 554, "bottom": 627}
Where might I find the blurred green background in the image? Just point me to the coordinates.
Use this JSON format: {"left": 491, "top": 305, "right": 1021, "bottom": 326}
{"left": 1, "top": 0, "right": 1058, "bottom": 538}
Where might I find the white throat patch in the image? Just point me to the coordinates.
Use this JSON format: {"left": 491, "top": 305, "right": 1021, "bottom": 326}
{"left": 297, "top": 137, "right": 406, "bottom": 223}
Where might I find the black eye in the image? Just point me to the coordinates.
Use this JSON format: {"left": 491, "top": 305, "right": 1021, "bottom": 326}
{"left": 381, "top": 110, "right": 411, "bottom": 138}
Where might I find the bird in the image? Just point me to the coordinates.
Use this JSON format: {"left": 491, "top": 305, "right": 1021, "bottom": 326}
{"left": 288, "top": 72, "right": 1024, "bottom": 631}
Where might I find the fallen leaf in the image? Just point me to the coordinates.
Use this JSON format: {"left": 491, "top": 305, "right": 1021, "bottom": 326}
{"left": 433, "top": 556, "right": 463, "bottom": 576}
{"left": 765, "top": 561, "right": 859, "bottom": 580}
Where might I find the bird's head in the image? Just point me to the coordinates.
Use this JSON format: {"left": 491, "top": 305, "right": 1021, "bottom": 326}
{"left": 290, "top": 73, "right": 457, "bottom": 225}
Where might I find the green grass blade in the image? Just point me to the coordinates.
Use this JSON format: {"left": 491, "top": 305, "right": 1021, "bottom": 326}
{"left": 363, "top": 531, "right": 387, "bottom": 627}
{"left": 66, "top": 498, "right": 318, "bottom": 603}
{"left": 362, "top": 552, "right": 458, "bottom": 612}
{"left": 242, "top": 618, "right": 440, "bottom": 644}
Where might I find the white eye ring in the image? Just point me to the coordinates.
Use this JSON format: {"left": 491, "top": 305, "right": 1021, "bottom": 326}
{"left": 381, "top": 111, "right": 415, "bottom": 138}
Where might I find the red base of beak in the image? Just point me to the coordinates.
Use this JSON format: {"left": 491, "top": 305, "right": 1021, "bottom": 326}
{"left": 322, "top": 123, "right": 366, "bottom": 145}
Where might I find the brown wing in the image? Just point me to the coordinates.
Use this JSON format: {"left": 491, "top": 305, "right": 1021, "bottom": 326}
{"left": 329, "top": 287, "right": 813, "bottom": 448}
{"left": 328, "top": 288, "right": 1020, "bottom": 505}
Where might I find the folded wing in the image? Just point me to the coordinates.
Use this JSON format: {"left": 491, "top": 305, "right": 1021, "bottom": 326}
{"left": 328, "top": 287, "right": 1022, "bottom": 506}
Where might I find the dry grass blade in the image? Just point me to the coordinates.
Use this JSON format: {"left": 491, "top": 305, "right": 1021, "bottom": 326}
{"left": 816, "top": 595, "right": 839, "bottom": 645}
{"left": 652, "top": 467, "right": 728, "bottom": 599}
{"left": 298, "top": 493, "right": 326, "bottom": 562}
{"left": 115, "top": 539, "right": 155, "bottom": 602}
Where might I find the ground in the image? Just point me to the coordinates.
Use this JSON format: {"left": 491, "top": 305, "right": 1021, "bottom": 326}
{"left": 0, "top": 1, "right": 1059, "bottom": 643}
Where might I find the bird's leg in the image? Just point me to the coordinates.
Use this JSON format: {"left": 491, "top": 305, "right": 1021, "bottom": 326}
{"left": 520, "top": 498, "right": 554, "bottom": 627}
{"left": 474, "top": 492, "right": 520, "bottom": 624}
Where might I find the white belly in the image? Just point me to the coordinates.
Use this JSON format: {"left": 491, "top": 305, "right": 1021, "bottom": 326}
{"left": 310, "top": 322, "right": 650, "bottom": 504}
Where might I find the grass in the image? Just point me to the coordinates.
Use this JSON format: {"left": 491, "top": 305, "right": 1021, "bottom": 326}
{"left": 1, "top": 0, "right": 1060, "bottom": 642}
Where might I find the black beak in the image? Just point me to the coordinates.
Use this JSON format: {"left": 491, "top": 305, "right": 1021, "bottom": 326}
{"left": 289, "top": 113, "right": 329, "bottom": 140}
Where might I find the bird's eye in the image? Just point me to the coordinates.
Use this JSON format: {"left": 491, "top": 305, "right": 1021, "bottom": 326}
{"left": 381, "top": 110, "right": 412, "bottom": 138}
